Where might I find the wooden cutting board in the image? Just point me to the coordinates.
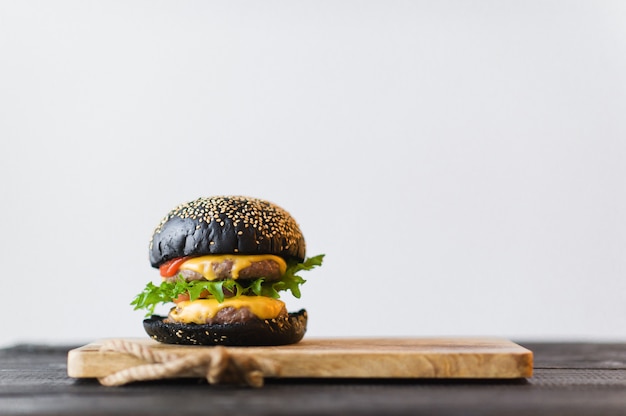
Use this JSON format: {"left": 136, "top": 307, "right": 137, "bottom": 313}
{"left": 68, "top": 337, "right": 532, "bottom": 382}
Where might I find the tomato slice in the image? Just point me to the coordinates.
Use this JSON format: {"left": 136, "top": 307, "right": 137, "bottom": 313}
{"left": 173, "top": 289, "right": 210, "bottom": 304}
{"left": 173, "top": 293, "right": 190, "bottom": 304}
{"left": 159, "top": 256, "right": 192, "bottom": 277}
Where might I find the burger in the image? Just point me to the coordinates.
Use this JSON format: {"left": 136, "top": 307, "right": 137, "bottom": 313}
{"left": 131, "top": 196, "right": 323, "bottom": 346}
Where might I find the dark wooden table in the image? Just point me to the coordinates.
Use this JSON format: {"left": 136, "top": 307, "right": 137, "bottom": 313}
{"left": 1, "top": 342, "right": 625, "bottom": 415}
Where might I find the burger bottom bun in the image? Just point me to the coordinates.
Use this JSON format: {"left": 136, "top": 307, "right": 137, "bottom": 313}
{"left": 143, "top": 309, "right": 307, "bottom": 346}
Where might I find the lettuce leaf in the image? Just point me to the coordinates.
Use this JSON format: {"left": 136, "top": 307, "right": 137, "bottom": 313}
{"left": 130, "top": 254, "right": 324, "bottom": 317}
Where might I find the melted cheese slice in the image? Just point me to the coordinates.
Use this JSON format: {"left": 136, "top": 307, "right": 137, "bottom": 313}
{"left": 169, "top": 296, "right": 286, "bottom": 324}
{"left": 178, "top": 254, "right": 287, "bottom": 281}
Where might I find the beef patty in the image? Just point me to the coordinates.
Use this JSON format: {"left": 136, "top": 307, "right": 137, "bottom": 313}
{"left": 164, "top": 259, "right": 284, "bottom": 283}
{"left": 166, "top": 304, "right": 289, "bottom": 325}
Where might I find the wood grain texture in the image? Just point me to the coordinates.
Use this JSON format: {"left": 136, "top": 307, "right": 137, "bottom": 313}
{"left": 6, "top": 343, "right": 626, "bottom": 416}
{"left": 68, "top": 337, "right": 533, "bottom": 380}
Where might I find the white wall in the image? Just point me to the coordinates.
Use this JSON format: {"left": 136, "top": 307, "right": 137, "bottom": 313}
{"left": 1, "top": 1, "right": 625, "bottom": 346}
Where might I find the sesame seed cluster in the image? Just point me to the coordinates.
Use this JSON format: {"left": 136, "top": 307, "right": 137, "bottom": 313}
{"left": 150, "top": 196, "right": 305, "bottom": 262}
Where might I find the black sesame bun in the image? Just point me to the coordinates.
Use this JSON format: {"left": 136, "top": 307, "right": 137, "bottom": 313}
{"left": 149, "top": 196, "right": 306, "bottom": 267}
{"left": 143, "top": 310, "right": 307, "bottom": 346}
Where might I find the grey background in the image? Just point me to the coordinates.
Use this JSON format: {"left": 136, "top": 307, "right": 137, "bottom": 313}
{"left": 1, "top": 1, "right": 624, "bottom": 345}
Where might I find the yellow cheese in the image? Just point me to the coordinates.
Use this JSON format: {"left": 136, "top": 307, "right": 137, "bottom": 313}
{"left": 169, "top": 296, "right": 286, "bottom": 324}
{"left": 178, "top": 254, "right": 286, "bottom": 281}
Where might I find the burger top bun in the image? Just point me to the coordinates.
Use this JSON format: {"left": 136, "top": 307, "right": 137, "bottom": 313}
{"left": 149, "top": 196, "right": 306, "bottom": 267}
